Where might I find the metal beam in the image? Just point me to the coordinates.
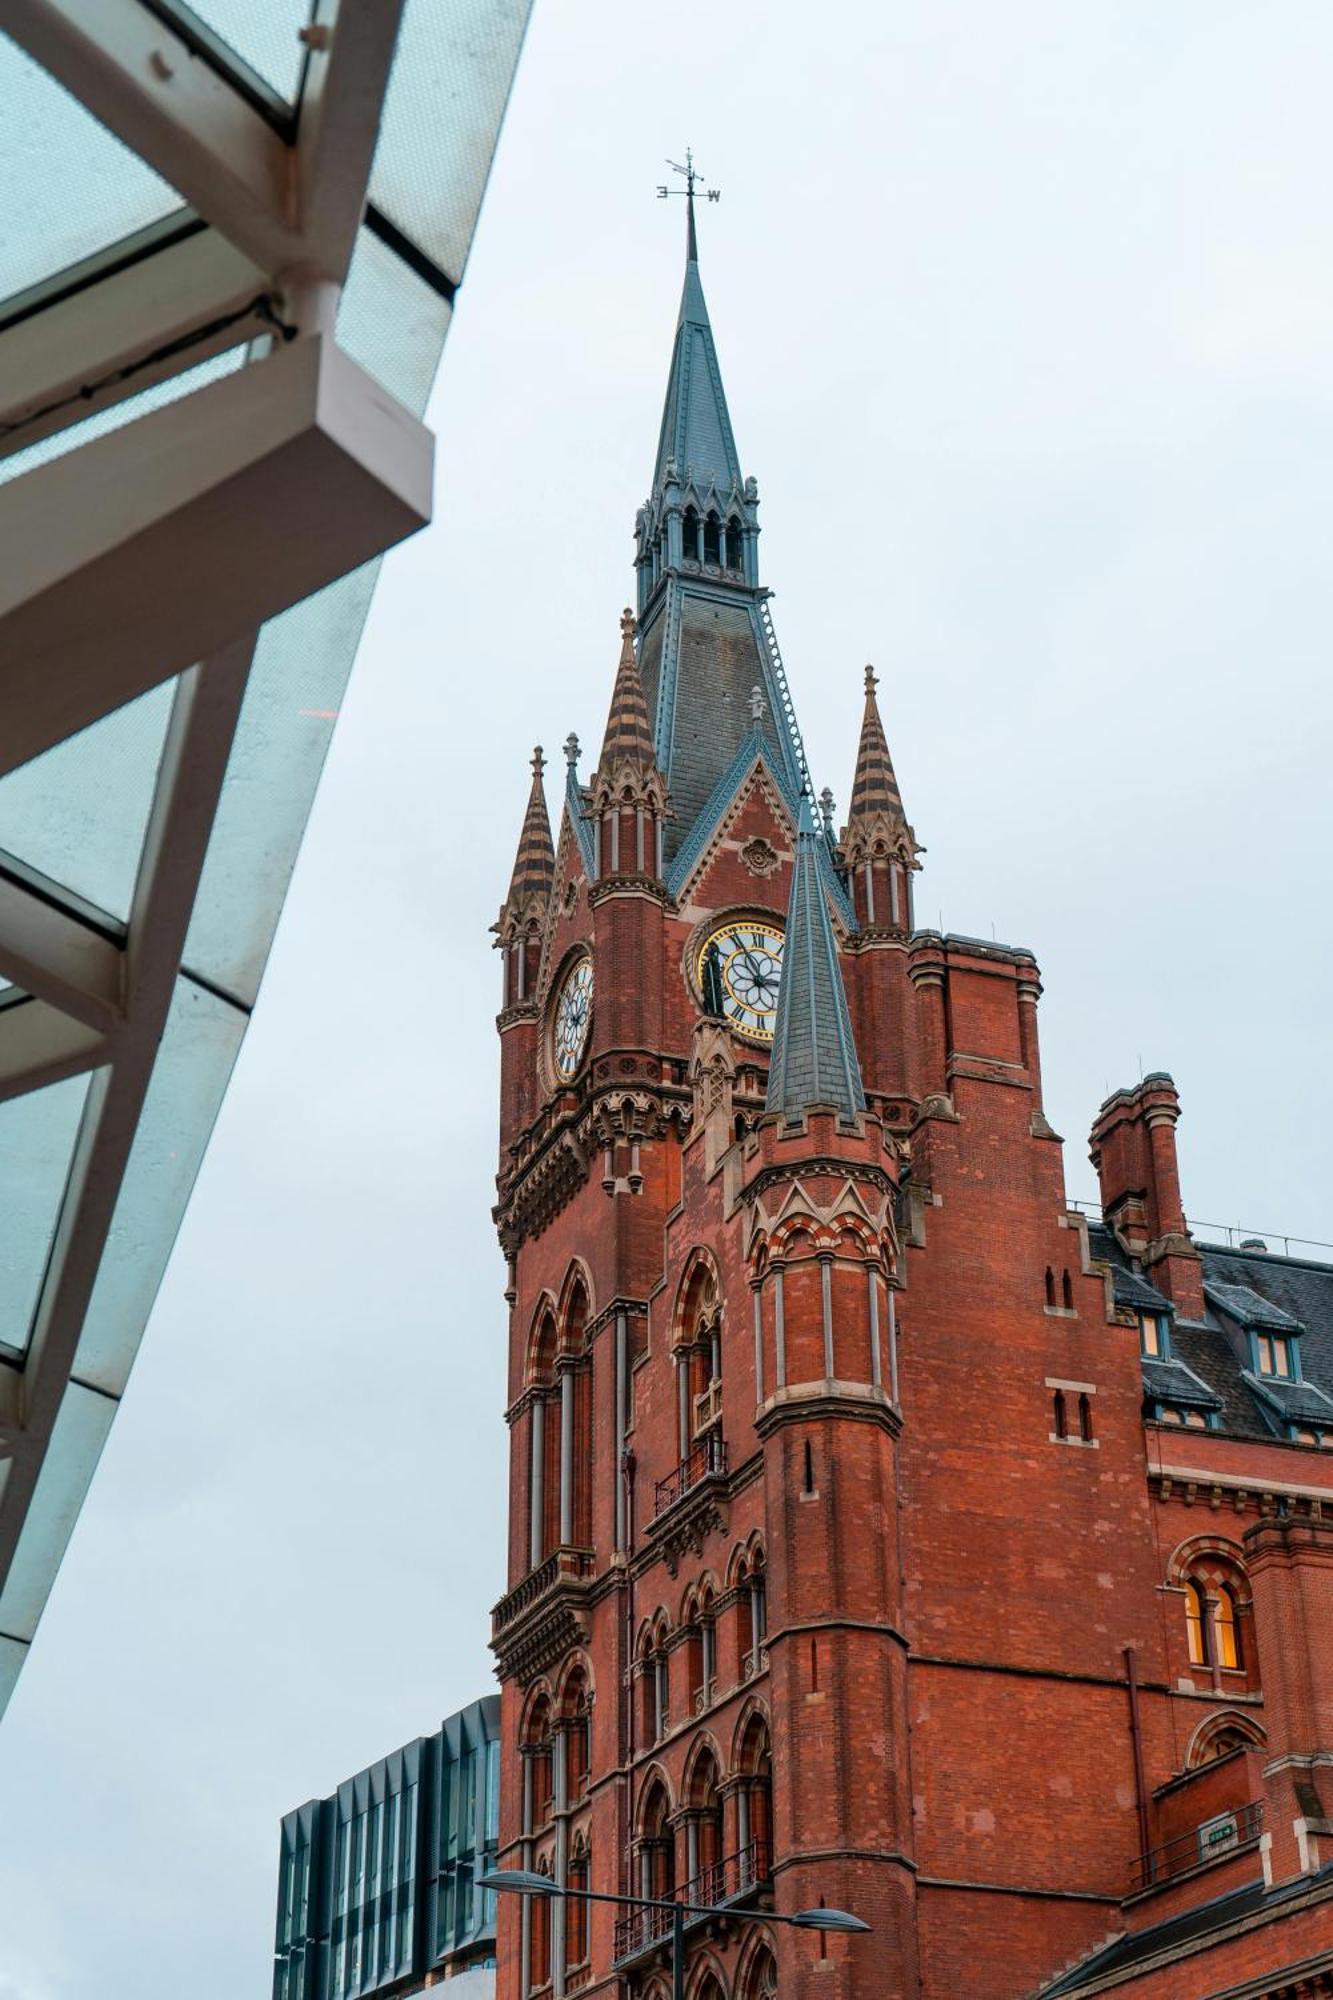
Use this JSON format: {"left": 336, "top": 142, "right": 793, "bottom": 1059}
{"left": 0, "top": 333, "right": 433, "bottom": 776}
{"left": 0, "top": 877, "right": 123, "bottom": 1032}
{"left": 295, "top": 0, "right": 409, "bottom": 285}
{"left": 0, "top": 1002, "right": 107, "bottom": 1106}
{"left": 0, "top": 226, "right": 265, "bottom": 463}
{"left": 3, "top": 0, "right": 301, "bottom": 274}
{"left": 1, "top": 645, "right": 255, "bottom": 1604}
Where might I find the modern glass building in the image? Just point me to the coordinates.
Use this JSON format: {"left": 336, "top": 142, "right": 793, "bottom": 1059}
{"left": 275, "top": 1696, "right": 501, "bottom": 2000}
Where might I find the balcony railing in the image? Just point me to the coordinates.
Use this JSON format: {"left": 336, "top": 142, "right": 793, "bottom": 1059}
{"left": 612, "top": 1841, "right": 772, "bottom": 1962}
{"left": 1131, "top": 1801, "right": 1263, "bottom": 1892}
{"left": 491, "top": 1545, "right": 595, "bottom": 1637}
{"left": 654, "top": 1434, "right": 728, "bottom": 1518}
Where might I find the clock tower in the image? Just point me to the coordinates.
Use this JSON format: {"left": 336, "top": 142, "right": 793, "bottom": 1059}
{"left": 488, "top": 193, "right": 1170, "bottom": 2000}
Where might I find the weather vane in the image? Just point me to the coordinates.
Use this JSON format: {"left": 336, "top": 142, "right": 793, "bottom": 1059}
{"left": 657, "top": 148, "right": 720, "bottom": 254}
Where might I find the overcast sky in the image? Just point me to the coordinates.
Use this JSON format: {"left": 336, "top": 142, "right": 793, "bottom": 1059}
{"left": 2, "top": 4, "right": 1332, "bottom": 1995}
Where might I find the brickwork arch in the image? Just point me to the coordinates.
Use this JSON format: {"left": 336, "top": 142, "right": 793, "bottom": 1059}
{"left": 554, "top": 1650, "right": 594, "bottom": 1716}
{"left": 1186, "top": 1708, "right": 1267, "bottom": 1769}
{"left": 730, "top": 1698, "right": 772, "bottom": 1773}
{"left": 726, "top": 1533, "right": 765, "bottom": 1589}
{"left": 735, "top": 1931, "right": 778, "bottom": 2000}
{"left": 635, "top": 1764, "right": 675, "bottom": 1832}
{"left": 682, "top": 1730, "right": 725, "bottom": 1804}
{"left": 525, "top": 1294, "right": 559, "bottom": 1388}
{"left": 557, "top": 1261, "right": 594, "bottom": 1356}
{"left": 686, "top": 1952, "right": 728, "bottom": 2000}
{"left": 673, "top": 1248, "right": 721, "bottom": 1348}
{"left": 1166, "top": 1532, "right": 1251, "bottom": 1592}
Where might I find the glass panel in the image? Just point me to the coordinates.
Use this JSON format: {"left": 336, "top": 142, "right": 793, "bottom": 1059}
{"left": 75, "top": 977, "right": 246, "bottom": 1394}
{"left": 0, "top": 1379, "right": 116, "bottom": 1639}
{"left": 166, "top": 0, "right": 313, "bottom": 102}
{"left": 0, "top": 1072, "right": 92, "bottom": 1357}
{"left": 0, "top": 681, "right": 176, "bottom": 920}
{"left": 182, "top": 232, "right": 450, "bottom": 1003}
{"left": 0, "top": 32, "right": 180, "bottom": 306}
{"left": 0, "top": 346, "right": 248, "bottom": 488}
{"left": 369, "top": 0, "right": 533, "bottom": 286}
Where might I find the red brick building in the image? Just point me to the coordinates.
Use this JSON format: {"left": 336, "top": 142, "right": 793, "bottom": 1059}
{"left": 487, "top": 202, "right": 1333, "bottom": 2000}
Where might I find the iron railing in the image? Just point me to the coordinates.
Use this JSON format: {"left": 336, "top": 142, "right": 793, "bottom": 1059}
{"left": 612, "top": 1841, "right": 773, "bottom": 1962}
{"left": 1131, "top": 1801, "right": 1263, "bottom": 1892}
{"left": 654, "top": 1434, "right": 728, "bottom": 1518}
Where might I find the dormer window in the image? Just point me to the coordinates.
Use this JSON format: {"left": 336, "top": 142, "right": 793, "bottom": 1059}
{"left": 1139, "top": 1313, "right": 1168, "bottom": 1359}
{"left": 1255, "top": 1333, "right": 1293, "bottom": 1379}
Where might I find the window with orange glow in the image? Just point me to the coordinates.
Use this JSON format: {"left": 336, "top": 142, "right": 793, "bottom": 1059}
{"left": 1215, "top": 1585, "right": 1241, "bottom": 1670}
{"left": 1184, "top": 1579, "right": 1209, "bottom": 1667}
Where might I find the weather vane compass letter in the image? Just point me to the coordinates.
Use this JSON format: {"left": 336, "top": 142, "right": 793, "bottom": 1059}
{"left": 657, "top": 146, "right": 720, "bottom": 255}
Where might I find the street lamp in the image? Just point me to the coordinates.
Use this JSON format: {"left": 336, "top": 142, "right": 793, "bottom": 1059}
{"left": 481, "top": 1867, "right": 869, "bottom": 2000}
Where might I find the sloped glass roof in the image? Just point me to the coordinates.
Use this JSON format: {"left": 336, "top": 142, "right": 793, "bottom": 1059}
{"left": 0, "top": 0, "right": 533, "bottom": 1719}
{"left": 0, "top": 32, "right": 181, "bottom": 304}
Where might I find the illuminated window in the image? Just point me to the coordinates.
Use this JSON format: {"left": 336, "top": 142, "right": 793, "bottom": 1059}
{"left": 1160, "top": 1406, "right": 1183, "bottom": 1425}
{"left": 1256, "top": 1334, "right": 1292, "bottom": 1378}
{"left": 1140, "top": 1314, "right": 1163, "bottom": 1358}
{"left": 1184, "top": 1579, "right": 1209, "bottom": 1667}
{"left": 1295, "top": 1428, "right": 1318, "bottom": 1445}
{"left": 1215, "top": 1586, "right": 1242, "bottom": 1670}
{"left": 1185, "top": 1409, "right": 1208, "bottom": 1429}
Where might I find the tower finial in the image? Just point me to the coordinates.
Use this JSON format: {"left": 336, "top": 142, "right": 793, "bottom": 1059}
{"left": 531, "top": 744, "right": 545, "bottom": 778}
{"left": 864, "top": 663, "right": 878, "bottom": 694}
{"left": 658, "top": 148, "right": 720, "bottom": 265}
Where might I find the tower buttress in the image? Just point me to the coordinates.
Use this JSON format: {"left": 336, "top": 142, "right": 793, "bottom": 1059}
{"left": 493, "top": 746, "right": 554, "bottom": 1161}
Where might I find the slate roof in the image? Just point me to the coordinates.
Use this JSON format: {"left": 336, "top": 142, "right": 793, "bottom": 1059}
{"left": 653, "top": 245, "right": 743, "bottom": 498}
{"left": 766, "top": 796, "right": 866, "bottom": 1124}
{"left": 1039, "top": 1865, "right": 1333, "bottom": 1996}
{"left": 1087, "top": 1223, "right": 1333, "bottom": 1441}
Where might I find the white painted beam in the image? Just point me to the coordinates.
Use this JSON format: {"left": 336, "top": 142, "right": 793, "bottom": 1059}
{"left": 0, "top": 334, "right": 433, "bottom": 776}
{"left": 0, "top": 878, "right": 123, "bottom": 1032}
{"left": 0, "top": 228, "right": 264, "bottom": 463}
{"left": 296, "top": 0, "right": 408, "bottom": 285}
{"left": 0, "top": 1004, "right": 106, "bottom": 1106}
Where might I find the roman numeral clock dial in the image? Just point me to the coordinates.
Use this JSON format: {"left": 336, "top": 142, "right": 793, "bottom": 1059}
{"left": 696, "top": 918, "right": 786, "bottom": 1043}
{"left": 551, "top": 955, "right": 593, "bottom": 1081}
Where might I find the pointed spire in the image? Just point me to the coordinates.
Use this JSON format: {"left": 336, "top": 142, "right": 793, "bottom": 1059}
{"left": 849, "top": 665, "right": 906, "bottom": 826}
{"left": 766, "top": 796, "right": 866, "bottom": 1125}
{"left": 587, "top": 611, "right": 670, "bottom": 879}
{"left": 652, "top": 212, "right": 742, "bottom": 500}
{"left": 840, "top": 667, "right": 922, "bottom": 932}
{"left": 592, "top": 610, "right": 659, "bottom": 780}
{"left": 496, "top": 745, "right": 555, "bottom": 944}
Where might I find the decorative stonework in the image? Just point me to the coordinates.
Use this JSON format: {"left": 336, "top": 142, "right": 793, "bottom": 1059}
{"left": 740, "top": 836, "right": 780, "bottom": 878}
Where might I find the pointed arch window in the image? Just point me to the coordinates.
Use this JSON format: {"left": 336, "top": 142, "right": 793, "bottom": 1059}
{"left": 681, "top": 505, "right": 701, "bottom": 563}
{"left": 703, "top": 510, "right": 721, "bottom": 565}
{"left": 726, "top": 516, "right": 745, "bottom": 571}
{"left": 1052, "top": 1389, "right": 1067, "bottom": 1440}
{"left": 1044, "top": 1267, "right": 1056, "bottom": 1309}
{"left": 1184, "top": 1579, "right": 1209, "bottom": 1667}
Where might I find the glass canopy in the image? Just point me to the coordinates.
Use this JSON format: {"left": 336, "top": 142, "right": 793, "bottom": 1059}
{"left": 0, "top": 0, "right": 533, "bottom": 1718}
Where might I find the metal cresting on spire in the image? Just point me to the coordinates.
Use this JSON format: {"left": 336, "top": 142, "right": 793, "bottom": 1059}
{"left": 657, "top": 147, "right": 721, "bottom": 259}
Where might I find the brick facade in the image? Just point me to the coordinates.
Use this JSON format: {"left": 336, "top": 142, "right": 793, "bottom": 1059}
{"left": 486, "top": 221, "right": 1333, "bottom": 2000}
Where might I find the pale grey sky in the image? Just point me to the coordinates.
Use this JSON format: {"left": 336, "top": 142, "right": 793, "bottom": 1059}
{"left": 2, "top": 4, "right": 1332, "bottom": 1994}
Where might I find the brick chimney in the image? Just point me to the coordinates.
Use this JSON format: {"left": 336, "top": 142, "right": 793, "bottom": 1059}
{"left": 1244, "top": 1513, "right": 1333, "bottom": 1885}
{"left": 1088, "top": 1073, "right": 1204, "bottom": 1318}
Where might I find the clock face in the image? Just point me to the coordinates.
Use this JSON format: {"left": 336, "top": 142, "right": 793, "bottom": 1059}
{"left": 552, "top": 956, "right": 594, "bottom": 1081}
{"left": 697, "top": 918, "right": 786, "bottom": 1043}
